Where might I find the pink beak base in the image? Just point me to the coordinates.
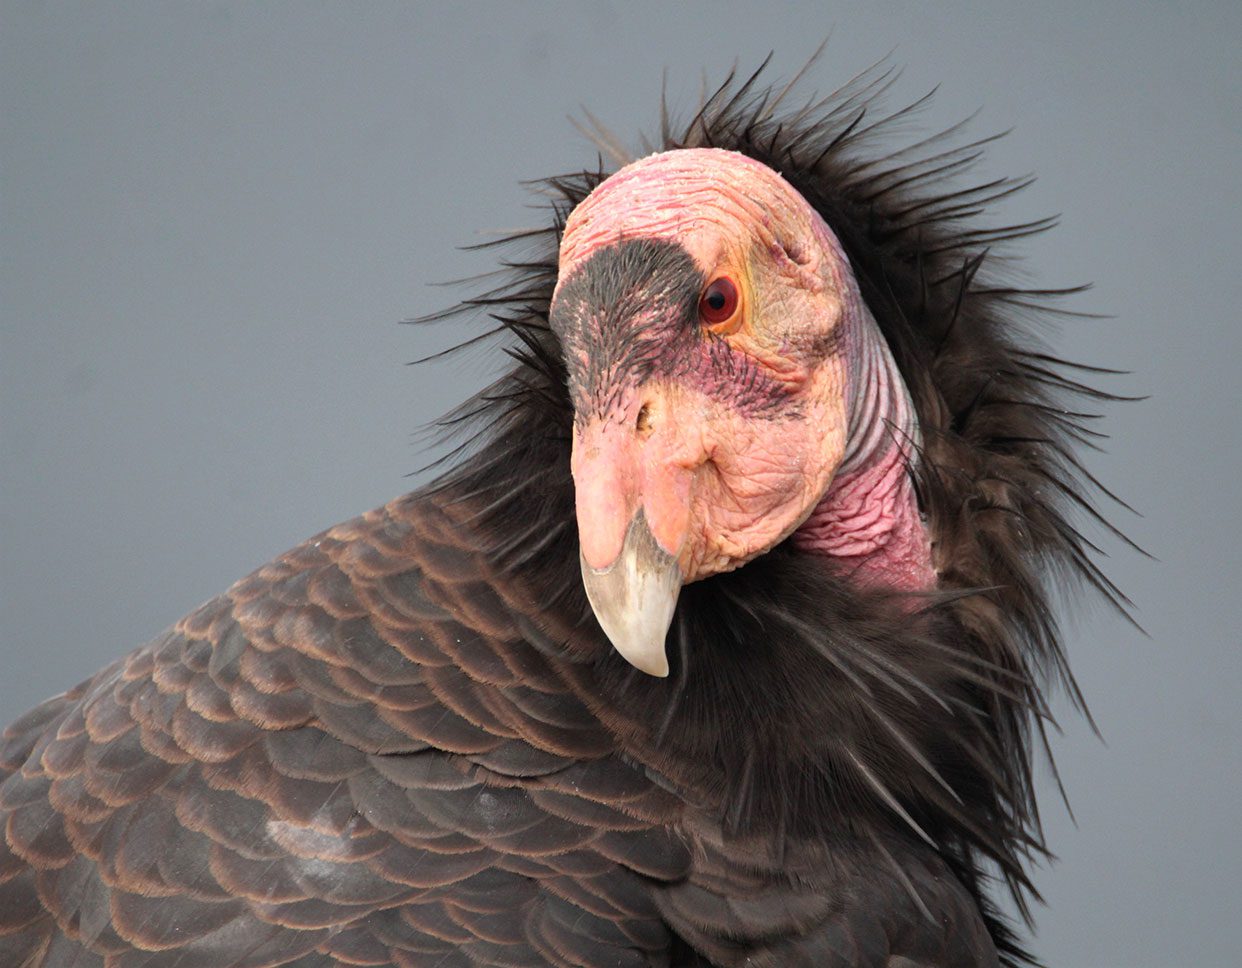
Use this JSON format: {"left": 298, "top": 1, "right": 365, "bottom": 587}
{"left": 572, "top": 418, "right": 692, "bottom": 573}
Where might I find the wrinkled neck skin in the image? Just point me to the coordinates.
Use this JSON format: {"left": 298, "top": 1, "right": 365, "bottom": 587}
{"left": 792, "top": 222, "right": 935, "bottom": 592}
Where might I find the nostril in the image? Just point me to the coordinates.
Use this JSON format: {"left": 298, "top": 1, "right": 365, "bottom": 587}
{"left": 635, "top": 403, "right": 653, "bottom": 437}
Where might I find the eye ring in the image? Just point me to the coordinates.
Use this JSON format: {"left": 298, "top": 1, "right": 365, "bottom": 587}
{"left": 698, "top": 276, "right": 741, "bottom": 331}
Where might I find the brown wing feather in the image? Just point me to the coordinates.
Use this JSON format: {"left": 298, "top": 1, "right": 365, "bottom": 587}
{"left": 0, "top": 493, "right": 692, "bottom": 967}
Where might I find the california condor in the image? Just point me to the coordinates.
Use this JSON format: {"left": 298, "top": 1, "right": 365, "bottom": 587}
{"left": 0, "top": 58, "right": 1134, "bottom": 968}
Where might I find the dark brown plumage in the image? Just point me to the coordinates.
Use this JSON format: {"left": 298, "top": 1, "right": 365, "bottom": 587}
{"left": 0, "top": 60, "right": 1130, "bottom": 967}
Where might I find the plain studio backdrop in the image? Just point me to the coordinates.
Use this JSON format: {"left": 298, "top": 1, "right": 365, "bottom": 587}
{"left": 2, "top": 3, "right": 1239, "bottom": 965}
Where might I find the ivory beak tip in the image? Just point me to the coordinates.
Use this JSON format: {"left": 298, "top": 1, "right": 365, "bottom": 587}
{"left": 580, "top": 511, "right": 681, "bottom": 678}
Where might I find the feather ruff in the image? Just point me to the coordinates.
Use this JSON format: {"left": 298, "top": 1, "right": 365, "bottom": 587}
{"left": 415, "top": 56, "right": 1137, "bottom": 967}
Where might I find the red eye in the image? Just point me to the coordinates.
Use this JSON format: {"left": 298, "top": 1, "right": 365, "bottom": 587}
{"left": 699, "top": 276, "right": 740, "bottom": 330}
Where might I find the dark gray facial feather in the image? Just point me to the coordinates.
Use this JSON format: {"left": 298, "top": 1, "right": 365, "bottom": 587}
{"left": 549, "top": 238, "right": 796, "bottom": 422}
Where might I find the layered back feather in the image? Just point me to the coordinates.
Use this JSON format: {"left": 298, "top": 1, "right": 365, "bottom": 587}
{"left": 418, "top": 58, "right": 1136, "bottom": 966}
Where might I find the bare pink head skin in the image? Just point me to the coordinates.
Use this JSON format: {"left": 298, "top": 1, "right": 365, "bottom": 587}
{"left": 552, "top": 148, "right": 935, "bottom": 673}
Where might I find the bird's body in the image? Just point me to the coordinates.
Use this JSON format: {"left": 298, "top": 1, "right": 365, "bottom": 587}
{"left": 0, "top": 63, "right": 1125, "bottom": 967}
{"left": 0, "top": 489, "right": 995, "bottom": 967}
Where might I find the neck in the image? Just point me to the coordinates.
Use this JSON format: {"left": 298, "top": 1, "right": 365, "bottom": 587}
{"left": 793, "top": 307, "right": 936, "bottom": 592}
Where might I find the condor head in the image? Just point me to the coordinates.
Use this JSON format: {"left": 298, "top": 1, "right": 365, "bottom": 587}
{"left": 550, "top": 148, "right": 933, "bottom": 676}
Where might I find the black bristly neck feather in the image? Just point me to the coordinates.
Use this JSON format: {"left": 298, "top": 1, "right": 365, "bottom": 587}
{"left": 421, "top": 57, "right": 1137, "bottom": 968}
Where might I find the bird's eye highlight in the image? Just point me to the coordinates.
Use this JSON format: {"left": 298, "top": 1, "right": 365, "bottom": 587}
{"left": 699, "top": 276, "right": 740, "bottom": 331}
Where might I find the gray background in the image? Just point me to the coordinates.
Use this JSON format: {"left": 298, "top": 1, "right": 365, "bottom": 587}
{"left": 2, "top": 3, "right": 1239, "bottom": 965}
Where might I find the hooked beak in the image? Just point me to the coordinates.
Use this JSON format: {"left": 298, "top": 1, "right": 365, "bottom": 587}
{"left": 571, "top": 403, "right": 695, "bottom": 676}
{"left": 579, "top": 510, "right": 682, "bottom": 677}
